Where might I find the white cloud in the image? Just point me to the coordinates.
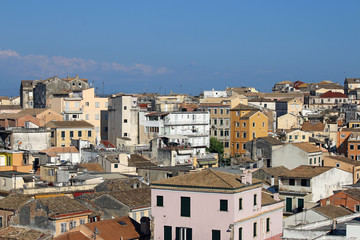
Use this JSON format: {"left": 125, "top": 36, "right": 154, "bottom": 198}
{"left": 0, "top": 49, "right": 168, "bottom": 77}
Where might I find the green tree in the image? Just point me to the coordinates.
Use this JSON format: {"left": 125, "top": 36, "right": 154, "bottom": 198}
{"left": 207, "top": 137, "right": 224, "bottom": 158}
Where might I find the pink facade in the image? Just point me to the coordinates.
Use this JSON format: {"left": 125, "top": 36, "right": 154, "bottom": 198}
{"left": 151, "top": 170, "right": 284, "bottom": 240}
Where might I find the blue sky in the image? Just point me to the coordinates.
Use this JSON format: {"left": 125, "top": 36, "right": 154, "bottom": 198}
{"left": 0, "top": 1, "right": 360, "bottom": 96}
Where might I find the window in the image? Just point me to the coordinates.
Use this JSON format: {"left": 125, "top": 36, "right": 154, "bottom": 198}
{"left": 124, "top": 133, "right": 128, "bottom": 137}
{"left": 85, "top": 102, "right": 89, "bottom": 106}
{"left": 351, "top": 155, "right": 355, "bottom": 160}
{"left": 314, "top": 158, "right": 316, "bottom": 164}
{"left": 69, "top": 220, "right": 76, "bottom": 229}
{"left": 302, "top": 135, "right": 305, "bottom": 140}
{"left": 289, "top": 135, "right": 292, "bottom": 140}
{"left": 86, "top": 114, "right": 89, "bottom": 120}
{"left": 214, "top": 109, "right": 217, "bottom": 114}
{"left": 253, "top": 222, "right": 257, "bottom": 237}
{"left": 243, "top": 144, "right": 246, "bottom": 150}
{"left": 124, "top": 119, "right": 128, "bottom": 123}
{"left": 336, "top": 163, "right": 340, "bottom": 168}
{"left": 266, "top": 218, "right": 270, "bottom": 232}
{"left": 214, "top": 119, "right": 218, "bottom": 125}
{"left": 220, "top": 119, "right": 223, "bottom": 125}
{"left": 220, "top": 130, "right": 224, "bottom": 137}
{"left": 220, "top": 109, "right": 223, "bottom": 114}
{"left": 51, "top": 131, "right": 54, "bottom": 138}
{"left": 236, "top": 143, "right": 239, "bottom": 149}
{"left": 214, "top": 130, "right": 217, "bottom": 136}
{"left": 301, "top": 179, "right": 309, "bottom": 187}
{"left": 350, "top": 144, "right": 355, "bottom": 150}
{"left": 88, "top": 131, "right": 92, "bottom": 137}
{"left": 95, "top": 114, "right": 100, "bottom": 120}
{"left": 295, "top": 135, "right": 298, "bottom": 140}
{"left": 341, "top": 134, "right": 345, "bottom": 139}
{"left": 95, "top": 102, "right": 100, "bottom": 108}
{"left": 224, "top": 142, "right": 229, "bottom": 148}
{"left": 253, "top": 194, "right": 257, "bottom": 206}
{"left": 262, "top": 122, "right": 265, "bottom": 127}
{"left": 2, "top": 179, "right": 5, "bottom": 186}
{"left": 289, "top": 179, "right": 295, "bottom": 186}
{"left": 0, "top": 216, "right": 2, "bottom": 228}
{"left": 212, "top": 230, "right": 220, "bottom": 240}
{"left": 226, "top": 109, "right": 229, "bottom": 114}
{"left": 309, "top": 158, "right": 312, "bottom": 164}
{"left": 164, "top": 226, "right": 172, "bottom": 240}
{"left": 239, "top": 227, "right": 242, "bottom": 240}
{"left": 236, "top": 122, "right": 239, "bottom": 127}
{"left": 79, "top": 219, "right": 85, "bottom": 225}
{"left": 243, "top": 122, "right": 246, "bottom": 127}
{"left": 357, "top": 144, "right": 360, "bottom": 150}
{"left": 225, "top": 130, "right": 229, "bottom": 136}
{"left": 356, "top": 205, "right": 360, "bottom": 212}
{"left": 252, "top": 132, "right": 256, "bottom": 138}
{"left": 239, "top": 198, "right": 243, "bottom": 210}
{"left": 114, "top": 163, "right": 118, "bottom": 168}
{"left": 124, "top": 106, "right": 127, "bottom": 110}
{"left": 157, "top": 196, "right": 164, "bottom": 207}
{"left": 181, "top": 197, "right": 190, "bottom": 217}
{"left": 242, "top": 132, "right": 247, "bottom": 138}
{"left": 176, "top": 227, "right": 192, "bottom": 240}
{"left": 220, "top": 199, "right": 228, "bottom": 211}
{"left": 252, "top": 122, "right": 255, "bottom": 127}
{"left": 72, "top": 114, "right": 77, "bottom": 119}
{"left": 236, "top": 132, "right": 240, "bottom": 138}
{"left": 70, "top": 131, "right": 73, "bottom": 138}
{"left": 78, "top": 131, "right": 82, "bottom": 137}
{"left": 61, "top": 131, "right": 65, "bottom": 140}
{"left": 61, "top": 223, "right": 67, "bottom": 233}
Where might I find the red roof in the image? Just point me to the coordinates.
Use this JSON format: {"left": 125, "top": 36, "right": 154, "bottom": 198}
{"left": 100, "top": 140, "right": 115, "bottom": 148}
{"left": 320, "top": 91, "right": 347, "bottom": 98}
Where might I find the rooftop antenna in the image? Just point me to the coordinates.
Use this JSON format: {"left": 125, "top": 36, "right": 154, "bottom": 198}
{"left": 91, "top": 227, "right": 100, "bottom": 239}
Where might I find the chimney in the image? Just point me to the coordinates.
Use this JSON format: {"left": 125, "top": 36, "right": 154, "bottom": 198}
{"left": 241, "top": 170, "right": 252, "bottom": 185}
{"left": 140, "top": 217, "right": 151, "bottom": 236}
{"left": 273, "top": 193, "right": 280, "bottom": 201}
{"left": 271, "top": 176, "right": 275, "bottom": 186}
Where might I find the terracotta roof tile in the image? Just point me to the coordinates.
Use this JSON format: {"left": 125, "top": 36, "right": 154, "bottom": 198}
{"left": 279, "top": 166, "right": 333, "bottom": 179}
{"left": 343, "top": 188, "right": 360, "bottom": 201}
{"left": 128, "top": 154, "right": 157, "bottom": 168}
{"left": 324, "top": 155, "right": 360, "bottom": 166}
{"left": 78, "top": 163, "right": 105, "bottom": 172}
{"left": 231, "top": 104, "right": 259, "bottom": 111}
{"left": 45, "top": 120, "right": 94, "bottom": 128}
{"left": 301, "top": 121, "right": 325, "bottom": 132}
{"left": 289, "top": 142, "right": 322, "bottom": 153}
{"left": 37, "top": 196, "right": 90, "bottom": 216}
{"left": 0, "top": 195, "right": 33, "bottom": 210}
{"left": 0, "top": 226, "right": 52, "bottom": 240}
{"left": 54, "top": 231, "right": 89, "bottom": 240}
{"left": 261, "top": 191, "right": 279, "bottom": 206}
{"left": 152, "top": 169, "right": 261, "bottom": 193}
{"left": 313, "top": 205, "right": 353, "bottom": 219}
{"left": 40, "top": 146, "right": 79, "bottom": 154}
{"left": 320, "top": 91, "right": 348, "bottom": 98}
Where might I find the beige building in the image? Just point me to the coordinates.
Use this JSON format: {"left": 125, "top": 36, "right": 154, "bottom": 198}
{"left": 46, "top": 120, "right": 95, "bottom": 147}
{"left": 323, "top": 155, "right": 360, "bottom": 184}
{"left": 277, "top": 113, "right": 301, "bottom": 130}
{"left": 48, "top": 88, "right": 108, "bottom": 140}
{"left": 155, "top": 94, "right": 187, "bottom": 112}
{"left": 18, "top": 108, "right": 62, "bottom": 126}
{"left": 283, "top": 129, "right": 310, "bottom": 143}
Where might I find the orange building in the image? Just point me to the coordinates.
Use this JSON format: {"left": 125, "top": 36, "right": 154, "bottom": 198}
{"left": 0, "top": 150, "right": 32, "bottom": 173}
{"left": 230, "top": 104, "right": 268, "bottom": 157}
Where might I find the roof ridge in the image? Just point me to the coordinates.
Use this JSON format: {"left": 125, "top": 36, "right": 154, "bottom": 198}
{"left": 208, "top": 169, "right": 237, "bottom": 188}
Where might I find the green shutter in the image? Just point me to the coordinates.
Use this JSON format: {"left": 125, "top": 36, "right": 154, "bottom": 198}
{"left": 239, "top": 227, "right": 242, "bottom": 240}
{"left": 220, "top": 200, "right": 228, "bottom": 211}
{"left": 186, "top": 228, "right": 192, "bottom": 240}
{"left": 239, "top": 198, "right": 243, "bottom": 210}
{"left": 212, "top": 230, "right": 221, "bottom": 240}
{"left": 266, "top": 218, "right": 270, "bottom": 232}
{"left": 157, "top": 196, "right": 163, "bottom": 207}
{"left": 181, "top": 197, "right": 190, "bottom": 217}
{"left": 164, "top": 226, "right": 172, "bottom": 240}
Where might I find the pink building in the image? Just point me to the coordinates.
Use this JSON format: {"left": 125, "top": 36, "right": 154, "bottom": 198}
{"left": 151, "top": 169, "right": 284, "bottom": 240}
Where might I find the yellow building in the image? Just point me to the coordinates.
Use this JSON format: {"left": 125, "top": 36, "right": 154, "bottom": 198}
{"left": 230, "top": 104, "right": 268, "bottom": 157}
{"left": 284, "top": 129, "right": 310, "bottom": 143}
{"left": 48, "top": 88, "right": 108, "bottom": 140}
{"left": 0, "top": 150, "right": 32, "bottom": 173}
{"left": 46, "top": 120, "right": 95, "bottom": 147}
{"left": 200, "top": 96, "right": 247, "bottom": 158}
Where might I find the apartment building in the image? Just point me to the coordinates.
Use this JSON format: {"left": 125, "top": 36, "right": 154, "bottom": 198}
{"left": 151, "top": 169, "right": 283, "bottom": 240}
{"left": 230, "top": 104, "right": 268, "bottom": 157}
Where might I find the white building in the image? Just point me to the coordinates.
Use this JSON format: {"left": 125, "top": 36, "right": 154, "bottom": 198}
{"left": 203, "top": 89, "right": 229, "bottom": 99}
{"left": 108, "top": 94, "right": 139, "bottom": 147}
